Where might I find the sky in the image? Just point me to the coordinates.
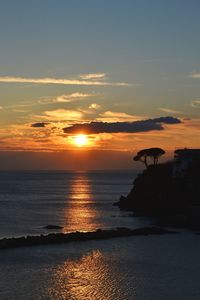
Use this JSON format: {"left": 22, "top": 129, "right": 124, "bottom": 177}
{"left": 0, "top": 0, "right": 200, "bottom": 169}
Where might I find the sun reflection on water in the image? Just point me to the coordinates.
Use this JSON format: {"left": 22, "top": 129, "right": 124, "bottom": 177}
{"left": 63, "top": 172, "right": 103, "bottom": 233}
{"left": 46, "top": 174, "right": 135, "bottom": 299}
{"left": 47, "top": 250, "right": 132, "bottom": 300}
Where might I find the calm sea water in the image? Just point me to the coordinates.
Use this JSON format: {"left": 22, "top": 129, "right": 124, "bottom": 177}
{"left": 0, "top": 170, "right": 199, "bottom": 300}
{"left": 1, "top": 234, "right": 200, "bottom": 300}
{"left": 0, "top": 170, "right": 148, "bottom": 238}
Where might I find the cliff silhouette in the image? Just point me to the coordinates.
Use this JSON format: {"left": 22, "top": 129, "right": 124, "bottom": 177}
{"left": 116, "top": 149, "right": 200, "bottom": 227}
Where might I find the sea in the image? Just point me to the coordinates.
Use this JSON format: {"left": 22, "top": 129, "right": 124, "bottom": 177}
{"left": 0, "top": 170, "right": 148, "bottom": 238}
{"left": 0, "top": 170, "right": 200, "bottom": 300}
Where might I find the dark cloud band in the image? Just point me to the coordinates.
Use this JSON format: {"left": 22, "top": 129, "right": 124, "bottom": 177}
{"left": 31, "top": 122, "right": 49, "bottom": 128}
{"left": 63, "top": 116, "right": 181, "bottom": 134}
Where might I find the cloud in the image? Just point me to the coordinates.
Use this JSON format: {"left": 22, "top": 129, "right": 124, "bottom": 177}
{"left": 189, "top": 72, "right": 200, "bottom": 79}
{"left": 39, "top": 92, "right": 93, "bottom": 104}
{"left": 80, "top": 73, "right": 106, "bottom": 80}
{"left": 191, "top": 99, "right": 200, "bottom": 108}
{"left": 0, "top": 76, "right": 131, "bottom": 86}
{"left": 31, "top": 122, "right": 50, "bottom": 128}
{"left": 63, "top": 116, "right": 181, "bottom": 134}
{"left": 56, "top": 93, "right": 92, "bottom": 102}
{"left": 152, "top": 116, "right": 181, "bottom": 124}
{"left": 43, "top": 109, "right": 84, "bottom": 121}
{"left": 13, "top": 108, "right": 30, "bottom": 113}
{"left": 89, "top": 103, "right": 101, "bottom": 110}
{"left": 159, "top": 108, "right": 183, "bottom": 114}
{"left": 97, "top": 111, "right": 142, "bottom": 122}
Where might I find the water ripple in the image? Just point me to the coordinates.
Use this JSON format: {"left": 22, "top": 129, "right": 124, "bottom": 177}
{"left": 48, "top": 250, "right": 135, "bottom": 300}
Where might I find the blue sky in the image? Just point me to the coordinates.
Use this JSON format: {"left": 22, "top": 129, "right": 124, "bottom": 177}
{"left": 0, "top": 0, "right": 199, "bottom": 168}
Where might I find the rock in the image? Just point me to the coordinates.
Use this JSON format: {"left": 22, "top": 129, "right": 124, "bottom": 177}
{"left": 113, "top": 195, "right": 127, "bottom": 206}
{"left": 43, "top": 225, "right": 63, "bottom": 230}
{"left": 0, "top": 227, "right": 178, "bottom": 250}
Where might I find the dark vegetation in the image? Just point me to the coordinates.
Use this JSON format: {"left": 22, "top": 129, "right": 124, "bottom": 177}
{"left": 133, "top": 147, "right": 165, "bottom": 168}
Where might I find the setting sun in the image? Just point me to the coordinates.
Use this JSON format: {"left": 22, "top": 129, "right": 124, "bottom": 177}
{"left": 74, "top": 134, "right": 88, "bottom": 147}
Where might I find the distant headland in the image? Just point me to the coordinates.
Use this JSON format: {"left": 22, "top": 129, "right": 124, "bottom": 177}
{"left": 115, "top": 148, "right": 200, "bottom": 228}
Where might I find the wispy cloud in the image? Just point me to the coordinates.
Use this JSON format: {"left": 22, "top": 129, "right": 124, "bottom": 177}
{"left": 189, "top": 72, "right": 200, "bottom": 78}
{"left": 39, "top": 92, "right": 93, "bottom": 104}
{"left": 12, "top": 109, "right": 30, "bottom": 113}
{"left": 80, "top": 73, "right": 106, "bottom": 80}
{"left": 56, "top": 93, "right": 92, "bottom": 102}
{"left": 29, "top": 108, "right": 85, "bottom": 122}
{"left": 0, "top": 75, "right": 131, "bottom": 86}
{"left": 89, "top": 103, "right": 101, "bottom": 110}
{"left": 191, "top": 99, "right": 200, "bottom": 108}
{"left": 43, "top": 109, "right": 84, "bottom": 121}
{"left": 97, "top": 111, "right": 143, "bottom": 122}
{"left": 159, "top": 107, "right": 183, "bottom": 114}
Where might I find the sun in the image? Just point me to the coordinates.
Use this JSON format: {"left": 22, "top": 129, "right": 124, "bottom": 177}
{"left": 74, "top": 134, "right": 88, "bottom": 147}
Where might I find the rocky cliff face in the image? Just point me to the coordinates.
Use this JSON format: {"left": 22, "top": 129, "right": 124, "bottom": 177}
{"left": 117, "top": 151, "right": 200, "bottom": 223}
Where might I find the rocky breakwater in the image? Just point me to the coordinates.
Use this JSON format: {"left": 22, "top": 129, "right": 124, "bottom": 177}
{"left": 0, "top": 227, "right": 177, "bottom": 250}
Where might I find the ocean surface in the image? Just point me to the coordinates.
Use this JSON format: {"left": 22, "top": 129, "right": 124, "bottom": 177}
{"left": 0, "top": 170, "right": 148, "bottom": 238}
{"left": 1, "top": 234, "right": 200, "bottom": 300}
{"left": 0, "top": 170, "right": 199, "bottom": 300}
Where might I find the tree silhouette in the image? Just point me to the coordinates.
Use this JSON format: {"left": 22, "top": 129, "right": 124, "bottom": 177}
{"left": 133, "top": 153, "right": 148, "bottom": 168}
{"left": 133, "top": 148, "right": 165, "bottom": 168}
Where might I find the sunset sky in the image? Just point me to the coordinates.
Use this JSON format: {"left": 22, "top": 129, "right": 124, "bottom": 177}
{"left": 0, "top": 0, "right": 200, "bottom": 169}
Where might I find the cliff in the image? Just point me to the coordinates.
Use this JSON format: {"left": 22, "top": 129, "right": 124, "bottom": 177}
{"left": 116, "top": 149, "right": 200, "bottom": 227}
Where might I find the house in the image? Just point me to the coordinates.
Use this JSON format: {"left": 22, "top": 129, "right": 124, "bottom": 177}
{"left": 172, "top": 149, "right": 200, "bottom": 178}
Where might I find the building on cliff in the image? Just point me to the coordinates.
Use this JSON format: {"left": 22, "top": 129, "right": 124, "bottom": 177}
{"left": 173, "top": 149, "right": 200, "bottom": 178}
